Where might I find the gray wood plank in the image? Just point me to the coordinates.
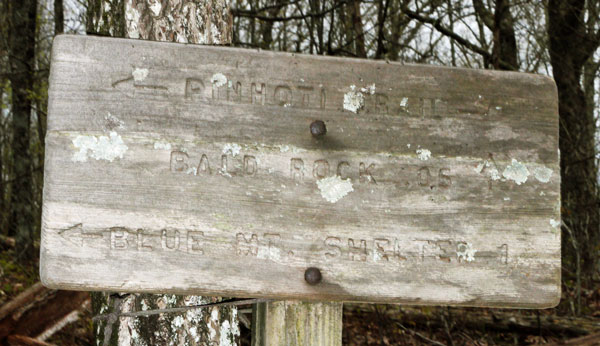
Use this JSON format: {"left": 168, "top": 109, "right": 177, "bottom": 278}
{"left": 252, "top": 301, "right": 343, "bottom": 346}
{"left": 41, "top": 34, "right": 561, "bottom": 308}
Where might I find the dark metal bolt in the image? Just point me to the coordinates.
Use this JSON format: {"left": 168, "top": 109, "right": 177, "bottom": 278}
{"left": 304, "top": 267, "right": 322, "bottom": 285}
{"left": 310, "top": 120, "right": 327, "bottom": 137}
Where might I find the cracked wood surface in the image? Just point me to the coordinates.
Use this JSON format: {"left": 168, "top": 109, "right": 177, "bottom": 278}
{"left": 41, "top": 34, "right": 560, "bottom": 307}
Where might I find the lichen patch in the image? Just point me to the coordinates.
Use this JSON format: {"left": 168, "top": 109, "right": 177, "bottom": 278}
{"left": 457, "top": 243, "right": 476, "bottom": 262}
{"left": 360, "top": 83, "right": 376, "bottom": 95}
{"left": 533, "top": 166, "right": 553, "bottom": 183}
{"left": 222, "top": 143, "right": 241, "bottom": 157}
{"left": 317, "top": 176, "right": 354, "bottom": 203}
{"left": 475, "top": 160, "right": 500, "bottom": 180}
{"left": 502, "top": 159, "right": 529, "bottom": 185}
{"left": 416, "top": 148, "right": 431, "bottom": 161}
{"left": 343, "top": 85, "right": 365, "bottom": 113}
{"left": 211, "top": 73, "right": 227, "bottom": 87}
{"left": 72, "top": 132, "right": 128, "bottom": 162}
{"left": 550, "top": 219, "right": 561, "bottom": 228}
{"left": 400, "top": 97, "right": 408, "bottom": 108}
{"left": 132, "top": 68, "right": 148, "bottom": 82}
{"left": 153, "top": 141, "right": 172, "bottom": 150}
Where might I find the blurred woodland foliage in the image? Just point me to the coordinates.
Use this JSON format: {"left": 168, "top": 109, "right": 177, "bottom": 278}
{"left": 0, "top": 0, "right": 599, "bottom": 328}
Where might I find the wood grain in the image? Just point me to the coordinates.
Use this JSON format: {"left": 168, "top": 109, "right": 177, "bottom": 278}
{"left": 252, "top": 301, "right": 343, "bottom": 346}
{"left": 41, "top": 34, "right": 561, "bottom": 307}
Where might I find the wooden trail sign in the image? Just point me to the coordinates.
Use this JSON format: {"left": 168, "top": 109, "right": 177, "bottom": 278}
{"left": 41, "top": 34, "right": 560, "bottom": 308}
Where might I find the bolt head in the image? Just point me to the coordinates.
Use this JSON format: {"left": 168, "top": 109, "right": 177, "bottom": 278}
{"left": 310, "top": 120, "right": 327, "bottom": 137}
{"left": 304, "top": 267, "right": 322, "bottom": 285}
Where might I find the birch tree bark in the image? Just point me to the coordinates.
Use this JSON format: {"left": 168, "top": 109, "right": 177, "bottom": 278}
{"left": 86, "top": 1, "right": 238, "bottom": 344}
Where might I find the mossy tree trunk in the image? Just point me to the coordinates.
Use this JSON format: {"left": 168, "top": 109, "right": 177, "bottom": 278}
{"left": 85, "top": 1, "right": 238, "bottom": 344}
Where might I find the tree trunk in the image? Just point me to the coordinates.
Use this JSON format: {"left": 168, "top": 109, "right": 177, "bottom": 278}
{"left": 7, "top": 0, "right": 37, "bottom": 262}
{"left": 374, "top": 0, "right": 388, "bottom": 59}
{"left": 348, "top": 0, "right": 366, "bottom": 57}
{"left": 259, "top": 0, "right": 286, "bottom": 50}
{"left": 547, "top": 0, "right": 600, "bottom": 289}
{"left": 86, "top": 0, "right": 126, "bottom": 37}
{"left": 92, "top": 294, "right": 239, "bottom": 345}
{"left": 86, "top": 1, "right": 238, "bottom": 344}
{"left": 54, "top": 0, "right": 64, "bottom": 34}
{"left": 387, "top": 0, "right": 402, "bottom": 61}
{"left": 0, "top": 78, "right": 5, "bottom": 236}
{"left": 124, "top": 0, "right": 231, "bottom": 44}
{"left": 492, "top": 0, "right": 517, "bottom": 70}
{"left": 472, "top": 0, "right": 517, "bottom": 70}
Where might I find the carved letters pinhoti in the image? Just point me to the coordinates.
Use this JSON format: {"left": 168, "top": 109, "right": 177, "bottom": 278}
{"left": 41, "top": 35, "right": 560, "bottom": 308}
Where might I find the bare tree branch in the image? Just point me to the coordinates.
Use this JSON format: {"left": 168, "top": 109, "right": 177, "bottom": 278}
{"left": 233, "top": 0, "right": 347, "bottom": 22}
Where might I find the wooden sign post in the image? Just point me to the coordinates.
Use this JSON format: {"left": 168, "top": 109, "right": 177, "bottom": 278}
{"left": 42, "top": 34, "right": 560, "bottom": 343}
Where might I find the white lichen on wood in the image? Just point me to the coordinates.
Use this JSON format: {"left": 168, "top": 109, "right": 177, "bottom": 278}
{"left": 416, "top": 148, "right": 431, "bottom": 161}
{"left": 490, "top": 168, "right": 501, "bottom": 180}
{"left": 132, "top": 67, "right": 148, "bottom": 81}
{"left": 276, "top": 144, "right": 306, "bottom": 153}
{"left": 502, "top": 159, "right": 530, "bottom": 185}
{"left": 72, "top": 132, "right": 128, "bottom": 162}
{"left": 153, "top": 141, "right": 171, "bottom": 150}
{"left": 475, "top": 160, "right": 501, "bottom": 180}
{"left": 399, "top": 97, "right": 408, "bottom": 109}
{"left": 222, "top": 143, "right": 241, "bottom": 157}
{"left": 533, "top": 166, "right": 553, "bottom": 183}
{"left": 317, "top": 176, "right": 354, "bottom": 203}
{"left": 211, "top": 73, "right": 227, "bottom": 87}
{"left": 343, "top": 85, "right": 365, "bottom": 113}
{"left": 360, "top": 83, "right": 376, "bottom": 95}
{"left": 550, "top": 219, "right": 561, "bottom": 228}
{"left": 457, "top": 243, "right": 476, "bottom": 262}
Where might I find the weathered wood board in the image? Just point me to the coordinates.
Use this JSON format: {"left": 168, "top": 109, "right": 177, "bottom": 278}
{"left": 41, "top": 34, "right": 561, "bottom": 308}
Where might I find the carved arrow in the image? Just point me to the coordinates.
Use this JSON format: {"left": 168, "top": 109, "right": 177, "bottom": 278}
{"left": 111, "top": 76, "right": 169, "bottom": 98}
{"left": 57, "top": 223, "right": 104, "bottom": 247}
